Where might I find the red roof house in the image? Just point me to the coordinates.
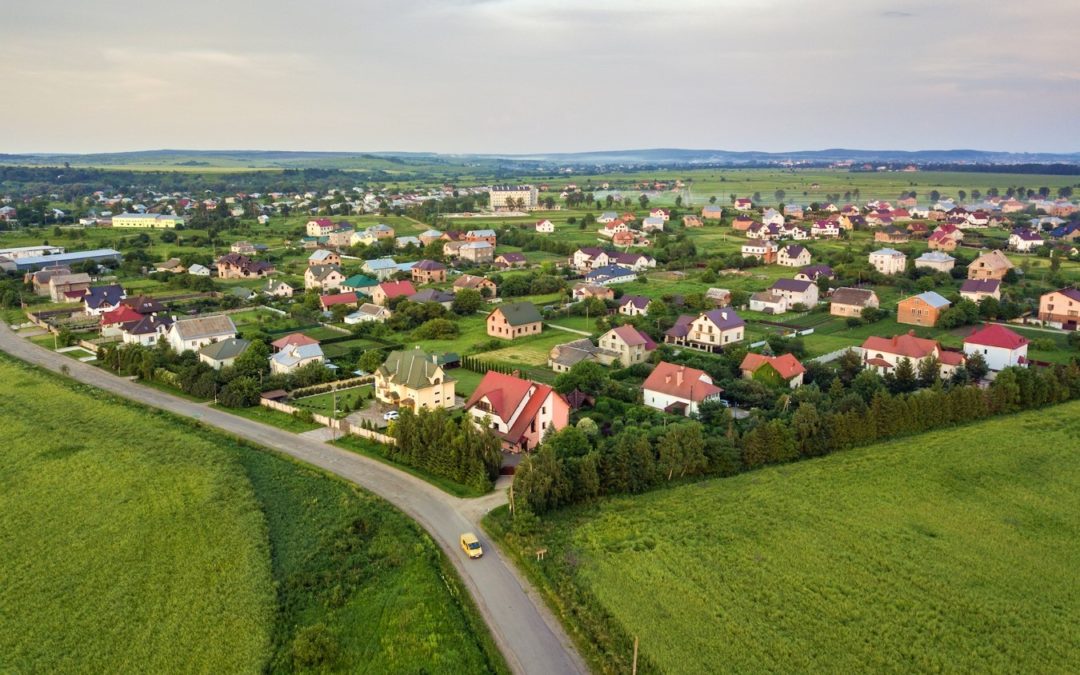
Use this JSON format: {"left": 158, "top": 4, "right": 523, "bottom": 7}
{"left": 465, "top": 371, "right": 570, "bottom": 452}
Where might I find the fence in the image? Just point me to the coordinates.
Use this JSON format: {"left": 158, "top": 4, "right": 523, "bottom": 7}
{"left": 290, "top": 376, "right": 374, "bottom": 397}
{"left": 259, "top": 397, "right": 395, "bottom": 444}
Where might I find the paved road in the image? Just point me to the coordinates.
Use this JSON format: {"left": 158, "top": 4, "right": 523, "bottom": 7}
{"left": 0, "top": 324, "right": 586, "bottom": 675}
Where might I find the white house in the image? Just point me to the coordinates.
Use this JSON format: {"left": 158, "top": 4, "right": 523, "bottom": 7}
{"left": 777, "top": 244, "right": 811, "bottom": 267}
{"left": 869, "top": 248, "right": 907, "bottom": 275}
{"left": 963, "top": 324, "right": 1029, "bottom": 371}
{"left": 642, "top": 361, "right": 724, "bottom": 416}
{"left": 762, "top": 208, "right": 785, "bottom": 226}
{"left": 167, "top": 315, "right": 237, "bottom": 354}
{"left": 270, "top": 343, "right": 325, "bottom": 374}
{"left": 535, "top": 219, "right": 555, "bottom": 233}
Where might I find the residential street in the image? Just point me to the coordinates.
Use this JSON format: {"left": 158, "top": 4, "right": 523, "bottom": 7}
{"left": 0, "top": 323, "right": 586, "bottom": 675}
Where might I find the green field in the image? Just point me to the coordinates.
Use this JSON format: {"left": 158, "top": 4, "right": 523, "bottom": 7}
{"left": 0, "top": 356, "right": 505, "bottom": 673}
{"left": 487, "top": 402, "right": 1080, "bottom": 674}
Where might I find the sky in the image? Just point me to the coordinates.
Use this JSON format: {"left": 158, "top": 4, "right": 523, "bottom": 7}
{"left": 2, "top": 0, "right": 1078, "bottom": 155}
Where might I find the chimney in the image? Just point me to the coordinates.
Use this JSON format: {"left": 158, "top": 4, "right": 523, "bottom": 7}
{"left": 675, "top": 367, "right": 684, "bottom": 386}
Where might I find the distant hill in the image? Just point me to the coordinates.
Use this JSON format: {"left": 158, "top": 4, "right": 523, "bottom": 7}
{"left": 1, "top": 147, "right": 1078, "bottom": 170}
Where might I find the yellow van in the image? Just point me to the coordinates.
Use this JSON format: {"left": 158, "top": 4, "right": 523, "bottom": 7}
{"left": 460, "top": 532, "right": 483, "bottom": 559}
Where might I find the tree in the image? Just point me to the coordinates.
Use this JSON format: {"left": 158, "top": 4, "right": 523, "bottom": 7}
{"left": 965, "top": 351, "right": 989, "bottom": 381}
{"left": 553, "top": 360, "right": 607, "bottom": 396}
{"left": 451, "top": 288, "right": 483, "bottom": 315}
{"left": 638, "top": 194, "right": 650, "bottom": 209}
{"left": 218, "top": 376, "right": 261, "bottom": 408}
{"left": 916, "top": 354, "right": 940, "bottom": 388}
{"left": 887, "top": 358, "right": 918, "bottom": 394}
{"left": 792, "top": 402, "right": 825, "bottom": 457}
{"left": 657, "top": 422, "right": 707, "bottom": 480}
{"left": 358, "top": 349, "right": 386, "bottom": 373}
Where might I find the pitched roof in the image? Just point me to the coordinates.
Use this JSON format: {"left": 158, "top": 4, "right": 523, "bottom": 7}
{"left": 607, "top": 324, "right": 657, "bottom": 349}
{"left": 643, "top": 361, "right": 723, "bottom": 402}
{"left": 971, "top": 249, "right": 1014, "bottom": 270}
{"left": 172, "top": 315, "right": 237, "bottom": 340}
{"left": 199, "top": 337, "right": 251, "bottom": 361}
{"left": 376, "top": 347, "right": 453, "bottom": 390}
{"left": 771, "top": 278, "right": 814, "bottom": 293}
{"left": 917, "top": 251, "right": 956, "bottom": 263}
{"left": 100, "top": 305, "right": 143, "bottom": 326}
{"left": 781, "top": 244, "right": 807, "bottom": 257}
{"left": 413, "top": 259, "right": 446, "bottom": 271}
{"left": 124, "top": 314, "right": 173, "bottom": 336}
{"left": 410, "top": 289, "right": 454, "bottom": 304}
{"left": 964, "top": 324, "right": 1028, "bottom": 350}
{"left": 740, "top": 352, "right": 806, "bottom": 379}
{"left": 377, "top": 280, "right": 416, "bottom": 298}
{"left": 619, "top": 294, "right": 651, "bottom": 310}
{"left": 1048, "top": 287, "right": 1080, "bottom": 302}
{"left": 454, "top": 274, "right": 494, "bottom": 289}
{"left": 493, "top": 302, "right": 543, "bottom": 326}
{"left": 496, "top": 252, "right": 527, "bottom": 263}
{"left": 320, "top": 292, "right": 359, "bottom": 308}
{"left": 861, "top": 332, "right": 940, "bottom": 360}
{"left": 343, "top": 274, "right": 377, "bottom": 288}
{"left": 465, "top": 371, "right": 563, "bottom": 444}
{"left": 912, "top": 291, "right": 951, "bottom": 309}
{"left": 271, "top": 332, "right": 319, "bottom": 350}
{"left": 307, "top": 264, "right": 343, "bottom": 281}
{"left": 960, "top": 279, "right": 1000, "bottom": 294}
{"left": 701, "top": 308, "right": 745, "bottom": 330}
{"left": 84, "top": 284, "right": 125, "bottom": 309}
{"left": 271, "top": 343, "right": 324, "bottom": 368}
{"left": 798, "top": 264, "right": 833, "bottom": 279}
{"left": 831, "top": 287, "right": 877, "bottom": 306}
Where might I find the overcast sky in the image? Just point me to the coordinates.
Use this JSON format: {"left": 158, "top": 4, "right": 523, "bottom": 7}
{"left": 2, "top": 0, "right": 1078, "bottom": 154}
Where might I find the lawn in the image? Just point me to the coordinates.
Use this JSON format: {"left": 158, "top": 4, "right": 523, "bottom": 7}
{"left": 212, "top": 402, "right": 323, "bottom": 433}
{"left": 293, "top": 385, "right": 373, "bottom": 419}
{"left": 0, "top": 356, "right": 506, "bottom": 674}
{"left": 486, "top": 401, "right": 1080, "bottom": 674}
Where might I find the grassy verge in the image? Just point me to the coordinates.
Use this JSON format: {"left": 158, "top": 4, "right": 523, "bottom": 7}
{"left": 486, "top": 401, "right": 1080, "bottom": 674}
{"left": 0, "top": 354, "right": 507, "bottom": 673}
{"left": 333, "top": 434, "right": 489, "bottom": 498}
{"left": 211, "top": 402, "right": 323, "bottom": 433}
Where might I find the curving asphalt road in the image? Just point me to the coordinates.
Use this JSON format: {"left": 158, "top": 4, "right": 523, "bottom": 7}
{"left": 0, "top": 323, "right": 586, "bottom": 675}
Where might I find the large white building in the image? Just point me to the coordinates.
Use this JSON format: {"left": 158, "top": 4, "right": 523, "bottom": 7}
{"left": 963, "top": 324, "right": 1029, "bottom": 371}
{"left": 488, "top": 185, "right": 538, "bottom": 211}
{"left": 112, "top": 213, "right": 185, "bottom": 229}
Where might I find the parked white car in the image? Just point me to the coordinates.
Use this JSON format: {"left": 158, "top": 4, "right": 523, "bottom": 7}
{"left": 383, "top": 410, "right": 399, "bottom": 421}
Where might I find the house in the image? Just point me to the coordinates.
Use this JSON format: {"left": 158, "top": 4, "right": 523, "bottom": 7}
{"left": 121, "top": 314, "right": 173, "bottom": 346}
{"left": 270, "top": 332, "right": 319, "bottom": 352}
{"left": 597, "top": 211, "right": 619, "bottom": 224}
{"left": 740, "top": 353, "right": 806, "bottom": 388}
{"left": 968, "top": 250, "right": 1014, "bottom": 281}
{"left": 306, "top": 218, "right": 337, "bottom": 236}
{"left": 304, "top": 265, "right": 346, "bottom": 292}
{"left": 571, "top": 282, "right": 614, "bottom": 301}
{"left": 869, "top": 248, "right": 907, "bottom": 275}
{"left": 599, "top": 220, "right": 629, "bottom": 239}
{"left": 270, "top": 343, "right": 325, "bottom": 375}
{"left": 453, "top": 274, "right": 497, "bottom": 297}
{"left": 1038, "top": 287, "right": 1080, "bottom": 330}
{"left": 466, "top": 229, "right": 498, "bottom": 245}
{"left": 732, "top": 215, "right": 755, "bottom": 231}
{"left": 618, "top": 295, "right": 651, "bottom": 316}
{"left": 701, "top": 205, "right": 724, "bottom": 220}
{"left": 83, "top": 284, "right": 126, "bottom": 316}
{"left": 494, "top": 252, "right": 527, "bottom": 269}
{"left": 1008, "top": 228, "right": 1044, "bottom": 253}
{"left": 362, "top": 257, "right": 400, "bottom": 281}
{"left": 795, "top": 265, "right": 833, "bottom": 283}
{"left": 747, "top": 222, "right": 782, "bottom": 240}
{"left": 375, "top": 347, "right": 456, "bottom": 411}
{"left": 649, "top": 208, "right": 670, "bottom": 221}
{"left": 570, "top": 247, "right": 603, "bottom": 272}
{"left": 784, "top": 204, "right": 805, "bottom": 220}
{"left": 410, "top": 289, "right": 455, "bottom": 309}
{"left": 762, "top": 208, "right": 785, "bottom": 226}
{"left": 604, "top": 251, "right": 656, "bottom": 272}
{"left": 830, "top": 287, "right": 880, "bottom": 317}
{"left": 875, "top": 226, "right": 910, "bottom": 244}
{"left": 154, "top": 258, "right": 185, "bottom": 274}
{"left": 963, "top": 324, "right": 1029, "bottom": 371}
{"left": 188, "top": 263, "right": 211, "bottom": 277}
{"left": 741, "top": 239, "right": 778, "bottom": 263}
{"left": 682, "top": 215, "right": 703, "bottom": 228}
{"left": 459, "top": 241, "right": 495, "bottom": 263}
{"left": 217, "top": 253, "right": 274, "bottom": 279}
{"left": 597, "top": 325, "right": 656, "bottom": 366}
{"left": 199, "top": 338, "right": 251, "bottom": 370}
{"left": 664, "top": 309, "right": 745, "bottom": 352}
{"left": 898, "top": 291, "right": 951, "bottom": 327}
{"left": 860, "top": 332, "right": 965, "bottom": 378}
{"left": 487, "top": 302, "right": 543, "bottom": 340}
{"left": 642, "top": 361, "right": 724, "bottom": 416}
{"left": 585, "top": 265, "right": 637, "bottom": 286}
{"left": 320, "top": 292, "right": 360, "bottom": 312}
{"left": 777, "top": 244, "right": 811, "bottom": 267}
{"left": 47, "top": 272, "right": 92, "bottom": 302}
{"left": 308, "top": 249, "right": 341, "bottom": 267}
{"left": 548, "top": 338, "right": 616, "bottom": 372}
{"left": 928, "top": 224, "right": 963, "bottom": 251}
{"left": 344, "top": 303, "right": 392, "bottom": 325}
{"left": 262, "top": 279, "right": 295, "bottom": 298}
{"left": 341, "top": 274, "right": 378, "bottom": 293}
{"left": 466, "top": 371, "right": 568, "bottom": 452}
{"left": 914, "top": 251, "right": 956, "bottom": 273}
{"left": 100, "top": 304, "right": 143, "bottom": 336}
{"left": 411, "top": 260, "right": 447, "bottom": 284}
{"left": 31, "top": 265, "right": 73, "bottom": 295}
{"left": 111, "top": 213, "right": 185, "bottom": 229}
{"left": 642, "top": 216, "right": 666, "bottom": 232}
{"left": 167, "top": 315, "right": 237, "bottom": 354}
{"left": 770, "top": 278, "right": 819, "bottom": 307}
{"left": 371, "top": 280, "right": 416, "bottom": 306}
{"left": 367, "top": 223, "right": 396, "bottom": 240}
{"left": 749, "top": 291, "right": 788, "bottom": 314}
{"left": 535, "top": 219, "right": 555, "bottom": 233}
{"left": 418, "top": 229, "right": 444, "bottom": 246}
{"left": 733, "top": 198, "right": 753, "bottom": 211}
{"left": 811, "top": 220, "right": 841, "bottom": 239}
{"left": 959, "top": 279, "right": 1001, "bottom": 303}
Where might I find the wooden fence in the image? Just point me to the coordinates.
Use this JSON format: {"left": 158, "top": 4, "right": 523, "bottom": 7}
{"left": 259, "top": 397, "right": 395, "bottom": 445}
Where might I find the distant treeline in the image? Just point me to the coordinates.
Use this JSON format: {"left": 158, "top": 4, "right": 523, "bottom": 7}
{"left": 917, "top": 163, "right": 1080, "bottom": 176}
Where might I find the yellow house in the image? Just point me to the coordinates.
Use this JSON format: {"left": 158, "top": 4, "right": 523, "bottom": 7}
{"left": 374, "top": 347, "right": 456, "bottom": 411}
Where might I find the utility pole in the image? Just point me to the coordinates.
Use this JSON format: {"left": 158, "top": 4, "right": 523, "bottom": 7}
{"left": 632, "top": 636, "right": 639, "bottom": 675}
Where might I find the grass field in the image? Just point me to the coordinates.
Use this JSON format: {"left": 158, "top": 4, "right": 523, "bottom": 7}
{"left": 0, "top": 356, "right": 506, "bottom": 673}
{"left": 486, "top": 402, "right": 1080, "bottom": 674}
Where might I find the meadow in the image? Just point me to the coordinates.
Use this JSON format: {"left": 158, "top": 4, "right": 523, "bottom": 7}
{"left": 0, "top": 356, "right": 506, "bottom": 674}
{"left": 486, "top": 402, "right": 1080, "bottom": 674}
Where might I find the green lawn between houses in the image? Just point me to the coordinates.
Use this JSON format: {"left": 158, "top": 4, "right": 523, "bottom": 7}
{"left": 485, "top": 401, "right": 1080, "bottom": 674}
{"left": 0, "top": 355, "right": 506, "bottom": 674}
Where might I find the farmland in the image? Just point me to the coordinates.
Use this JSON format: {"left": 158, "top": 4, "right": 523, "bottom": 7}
{"left": 0, "top": 356, "right": 505, "bottom": 674}
{"left": 487, "top": 402, "right": 1080, "bottom": 674}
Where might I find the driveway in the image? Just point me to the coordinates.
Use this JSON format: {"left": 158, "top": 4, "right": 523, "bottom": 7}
{"left": 0, "top": 323, "right": 586, "bottom": 675}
